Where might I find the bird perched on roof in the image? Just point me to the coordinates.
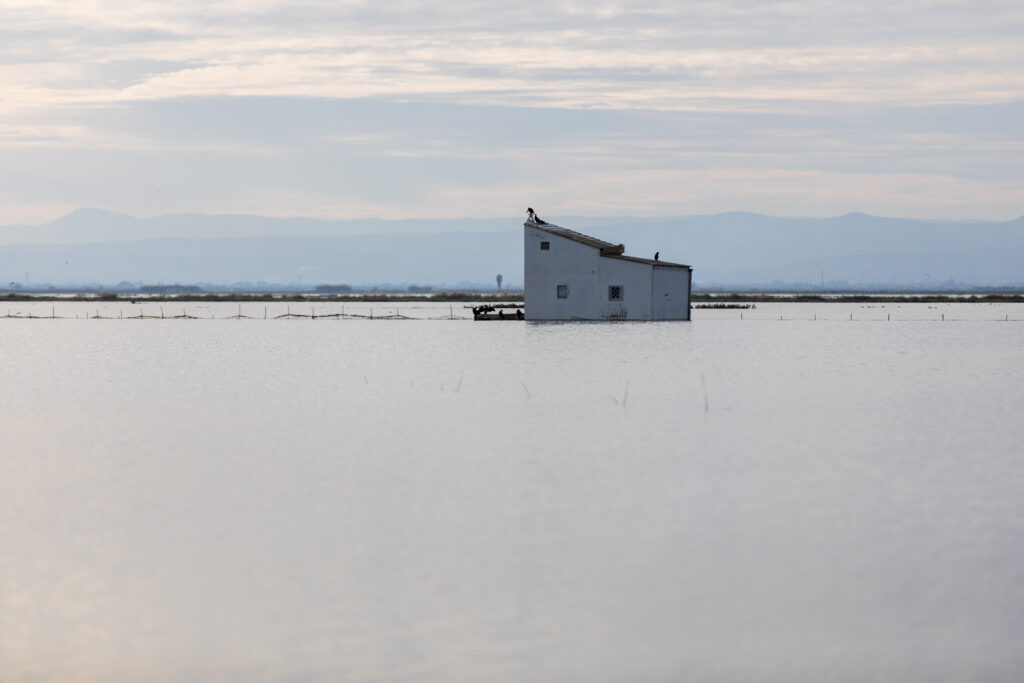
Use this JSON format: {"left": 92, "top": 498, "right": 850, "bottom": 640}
{"left": 654, "top": 251, "right": 660, "bottom": 261}
{"left": 527, "top": 207, "right": 548, "bottom": 225}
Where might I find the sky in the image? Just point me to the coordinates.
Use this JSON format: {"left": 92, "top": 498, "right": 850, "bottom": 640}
{"left": 1, "top": 0, "right": 1023, "bottom": 225}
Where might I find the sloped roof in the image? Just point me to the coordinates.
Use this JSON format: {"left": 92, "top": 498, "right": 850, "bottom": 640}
{"left": 528, "top": 220, "right": 624, "bottom": 255}
{"left": 526, "top": 218, "right": 690, "bottom": 268}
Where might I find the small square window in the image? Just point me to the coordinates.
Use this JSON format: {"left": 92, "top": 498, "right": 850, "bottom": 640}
{"left": 608, "top": 285, "right": 623, "bottom": 301}
{"left": 557, "top": 284, "right": 569, "bottom": 298}
{"left": 540, "top": 241, "right": 550, "bottom": 250}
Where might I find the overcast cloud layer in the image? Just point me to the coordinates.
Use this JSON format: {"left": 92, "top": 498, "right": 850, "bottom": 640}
{"left": 2, "top": 0, "right": 1022, "bottom": 224}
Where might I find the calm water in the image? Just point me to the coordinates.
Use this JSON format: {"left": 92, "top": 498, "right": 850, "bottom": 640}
{"left": 2, "top": 303, "right": 1023, "bottom": 682}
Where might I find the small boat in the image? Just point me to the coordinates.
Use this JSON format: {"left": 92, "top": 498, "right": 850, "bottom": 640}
{"left": 472, "top": 304, "right": 524, "bottom": 321}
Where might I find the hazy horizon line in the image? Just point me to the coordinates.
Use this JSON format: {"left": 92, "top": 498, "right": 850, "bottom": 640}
{"left": 6, "top": 205, "right": 1023, "bottom": 229}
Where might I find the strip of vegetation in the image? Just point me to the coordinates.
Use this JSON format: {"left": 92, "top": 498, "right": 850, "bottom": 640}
{"left": 4, "top": 291, "right": 1023, "bottom": 304}
{"left": 1, "top": 291, "right": 526, "bottom": 303}
{"left": 692, "top": 293, "right": 1024, "bottom": 303}
{"left": 694, "top": 303, "right": 755, "bottom": 309}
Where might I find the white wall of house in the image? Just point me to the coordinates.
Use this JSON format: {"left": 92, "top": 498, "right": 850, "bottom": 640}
{"left": 596, "top": 256, "right": 654, "bottom": 320}
{"left": 524, "top": 224, "right": 598, "bottom": 320}
{"left": 524, "top": 221, "right": 691, "bottom": 321}
{"left": 652, "top": 265, "right": 691, "bottom": 320}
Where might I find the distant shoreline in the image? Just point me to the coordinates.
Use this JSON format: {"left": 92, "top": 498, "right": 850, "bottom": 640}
{"left": 694, "top": 292, "right": 1024, "bottom": 303}
{"left": 3, "top": 291, "right": 1023, "bottom": 304}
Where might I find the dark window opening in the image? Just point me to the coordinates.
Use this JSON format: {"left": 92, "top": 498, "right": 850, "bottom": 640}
{"left": 557, "top": 284, "right": 569, "bottom": 298}
{"left": 540, "top": 241, "right": 550, "bottom": 250}
{"left": 608, "top": 285, "right": 623, "bottom": 301}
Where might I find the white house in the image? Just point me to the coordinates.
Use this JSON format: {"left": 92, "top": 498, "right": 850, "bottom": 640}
{"left": 524, "top": 214, "right": 692, "bottom": 321}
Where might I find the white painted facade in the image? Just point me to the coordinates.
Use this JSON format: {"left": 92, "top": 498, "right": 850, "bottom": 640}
{"left": 524, "top": 218, "right": 692, "bottom": 320}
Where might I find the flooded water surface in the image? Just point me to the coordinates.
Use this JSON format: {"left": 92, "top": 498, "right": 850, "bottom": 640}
{"left": 2, "top": 302, "right": 1023, "bottom": 681}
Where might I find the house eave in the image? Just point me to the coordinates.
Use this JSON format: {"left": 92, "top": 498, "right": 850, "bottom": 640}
{"left": 603, "top": 254, "right": 691, "bottom": 269}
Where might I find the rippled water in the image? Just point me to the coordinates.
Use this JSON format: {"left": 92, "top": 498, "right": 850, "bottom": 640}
{"left": 2, "top": 303, "right": 1023, "bottom": 681}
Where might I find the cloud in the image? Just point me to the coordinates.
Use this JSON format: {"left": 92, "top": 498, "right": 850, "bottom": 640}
{"left": 2, "top": 96, "right": 1020, "bottom": 222}
{"left": 0, "top": 1, "right": 1022, "bottom": 222}
{"left": 2, "top": 0, "right": 1022, "bottom": 114}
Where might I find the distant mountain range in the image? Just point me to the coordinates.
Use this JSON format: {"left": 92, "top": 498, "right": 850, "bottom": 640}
{"left": 0, "top": 208, "right": 519, "bottom": 244}
{"left": 1, "top": 208, "right": 1022, "bottom": 288}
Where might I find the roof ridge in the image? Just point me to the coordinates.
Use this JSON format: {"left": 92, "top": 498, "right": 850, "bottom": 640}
{"left": 526, "top": 220, "right": 625, "bottom": 255}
